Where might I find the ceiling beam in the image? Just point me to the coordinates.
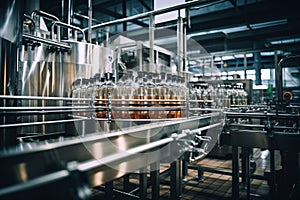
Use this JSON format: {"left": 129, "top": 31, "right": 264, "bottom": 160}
{"left": 137, "top": 0, "right": 152, "bottom": 11}
{"left": 93, "top": 7, "right": 148, "bottom": 27}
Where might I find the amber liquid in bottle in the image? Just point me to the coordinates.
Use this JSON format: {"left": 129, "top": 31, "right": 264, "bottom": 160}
{"left": 167, "top": 75, "right": 178, "bottom": 118}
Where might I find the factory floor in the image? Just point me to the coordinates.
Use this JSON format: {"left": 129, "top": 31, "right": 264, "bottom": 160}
{"left": 91, "top": 149, "right": 284, "bottom": 199}
{"left": 159, "top": 149, "right": 271, "bottom": 200}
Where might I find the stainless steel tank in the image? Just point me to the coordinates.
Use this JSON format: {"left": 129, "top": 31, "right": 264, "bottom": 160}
{"left": 19, "top": 39, "right": 114, "bottom": 136}
{"left": 0, "top": 0, "right": 24, "bottom": 149}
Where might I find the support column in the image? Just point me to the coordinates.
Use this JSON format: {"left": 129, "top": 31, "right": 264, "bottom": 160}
{"left": 177, "top": 13, "right": 184, "bottom": 73}
{"left": 254, "top": 52, "right": 262, "bottom": 85}
{"left": 149, "top": 14, "right": 155, "bottom": 71}
{"left": 151, "top": 162, "right": 160, "bottom": 200}
{"left": 87, "top": 0, "right": 92, "bottom": 42}
{"left": 122, "top": 0, "right": 127, "bottom": 31}
{"left": 171, "top": 160, "right": 182, "bottom": 200}
{"left": 244, "top": 53, "right": 247, "bottom": 79}
{"left": 275, "top": 50, "right": 283, "bottom": 104}
{"left": 123, "top": 174, "right": 130, "bottom": 191}
{"left": 105, "top": 181, "right": 114, "bottom": 200}
{"left": 232, "top": 145, "right": 239, "bottom": 200}
{"left": 139, "top": 167, "right": 147, "bottom": 199}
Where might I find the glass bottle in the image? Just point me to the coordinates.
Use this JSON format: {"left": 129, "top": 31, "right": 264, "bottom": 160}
{"left": 80, "top": 78, "right": 88, "bottom": 117}
{"left": 126, "top": 71, "right": 137, "bottom": 119}
{"left": 167, "top": 74, "right": 177, "bottom": 118}
{"left": 179, "top": 77, "right": 188, "bottom": 118}
{"left": 146, "top": 72, "right": 156, "bottom": 119}
{"left": 226, "top": 84, "right": 232, "bottom": 108}
{"left": 93, "top": 74, "right": 102, "bottom": 118}
{"left": 101, "top": 72, "right": 116, "bottom": 120}
{"left": 158, "top": 72, "right": 169, "bottom": 119}
{"left": 133, "top": 71, "right": 146, "bottom": 119}
{"left": 114, "top": 72, "right": 126, "bottom": 119}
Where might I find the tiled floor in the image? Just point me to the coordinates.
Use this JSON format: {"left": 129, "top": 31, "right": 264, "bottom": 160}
{"left": 93, "top": 149, "right": 281, "bottom": 199}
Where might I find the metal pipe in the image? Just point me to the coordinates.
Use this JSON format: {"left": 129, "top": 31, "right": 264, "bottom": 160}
{"left": 62, "top": 0, "right": 64, "bottom": 22}
{"left": 0, "top": 95, "right": 85, "bottom": 101}
{"left": 73, "top": 12, "right": 101, "bottom": 23}
{"left": 149, "top": 14, "right": 155, "bottom": 68}
{"left": 22, "top": 33, "right": 71, "bottom": 49}
{"left": 183, "top": 19, "right": 187, "bottom": 72}
{"left": 23, "top": 14, "right": 36, "bottom": 32}
{"left": 31, "top": 10, "right": 60, "bottom": 22}
{"left": 0, "top": 119, "right": 83, "bottom": 128}
{"left": 83, "top": 0, "right": 219, "bottom": 32}
{"left": 67, "top": 0, "right": 74, "bottom": 39}
{"left": 229, "top": 123, "right": 300, "bottom": 131}
{"left": 244, "top": 53, "right": 247, "bottom": 79}
{"left": 0, "top": 170, "right": 69, "bottom": 197}
{"left": 0, "top": 106, "right": 92, "bottom": 110}
{"left": 177, "top": 14, "right": 184, "bottom": 72}
{"left": 87, "top": 0, "right": 92, "bottom": 43}
{"left": 51, "top": 21, "right": 85, "bottom": 41}
{"left": 225, "top": 111, "right": 300, "bottom": 118}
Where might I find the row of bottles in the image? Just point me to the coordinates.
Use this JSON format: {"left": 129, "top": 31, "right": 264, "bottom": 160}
{"left": 189, "top": 82, "right": 248, "bottom": 110}
{"left": 71, "top": 71, "right": 188, "bottom": 120}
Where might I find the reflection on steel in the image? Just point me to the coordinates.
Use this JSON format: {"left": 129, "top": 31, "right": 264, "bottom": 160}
{"left": 78, "top": 136, "right": 174, "bottom": 172}
{"left": 0, "top": 170, "right": 69, "bottom": 197}
{"left": 0, "top": 119, "right": 83, "bottom": 128}
{"left": 0, "top": 115, "right": 216, "bottom": 194}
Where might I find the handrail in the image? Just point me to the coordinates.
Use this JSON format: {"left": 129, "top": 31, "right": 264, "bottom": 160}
{"left": 31, "top": 10, "right": 60, "bottom": 22}
{"left": 83, "top": 0, "right": 221, "bottom": 32}
{"left": 23, "top": 14, "right": 35, "bottom": 32}
{"left": 51, "top": 21, "right": 86, "bottom": 42}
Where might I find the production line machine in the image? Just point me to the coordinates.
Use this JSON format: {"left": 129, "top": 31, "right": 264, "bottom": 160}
{"left": 1, "top": 1, "right": 300, "bottom": 199}
{"left": 0, "top": 2, "right": 224, "bottom": 199}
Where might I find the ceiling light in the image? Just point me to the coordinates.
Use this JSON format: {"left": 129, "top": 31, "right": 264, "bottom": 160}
{"left": 222, "top": 55, "right": 235, "bottom": 60}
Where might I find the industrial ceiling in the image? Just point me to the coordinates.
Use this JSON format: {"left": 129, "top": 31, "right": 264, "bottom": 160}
{"left": 38, "top": 0, "right": 300, "bottom": 69}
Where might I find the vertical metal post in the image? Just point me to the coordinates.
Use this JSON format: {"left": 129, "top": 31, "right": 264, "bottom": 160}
{"left": 105, "top": 27, "right": 110, "bottom": 47}
{"left": 254, "top": 52, "right": 262, "bottom": 85}
{"left": 241, "top": 147, "right": 251, "bottom": 199}
{"left": 123, "top": 174, "right": 130, "bottom": 191}
{"left": 149, "top": 14, "right": 155, "bottom": 71}
{"left": 122, "top": 0, "right": 127, "bottom": 31}
{"left": 105, "top": 181, "right": 114, "bottom": 200}
{"left": 151, "top": 162, "right": 160, "bottom": 200}
{"left": 88, "top": 0, "right": 92, "bottom": 43}
{"left": 244, "top": 53, "right": 247, "bottom": 79}
{"left": 171, "top": 160, "right": 182, "bottom": 200}
{"left": 270, "top": 149, "right": 277, "bottom": 198}
{"left": 275, "top": 50, "right": 282, "bottom": 104}
{"left": 177, "top": 11, "right": 184, "bottom": 73}
{"left": 139, "top": 167, "right": 148, "bottom": 199}
{"left": 232, "top": 145, "right": 239, "bottom": 200}
{"left": 183, "top": 18, "right": 187, "bottom": 72}
{"left": 182, "top": 159, "right": 188, "bottom": 178}
{"left": 67, "top": 0, "right": 74, "bottom": 39}
{"left": 62, "top": 0, "right": 65, "bottom": 22}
